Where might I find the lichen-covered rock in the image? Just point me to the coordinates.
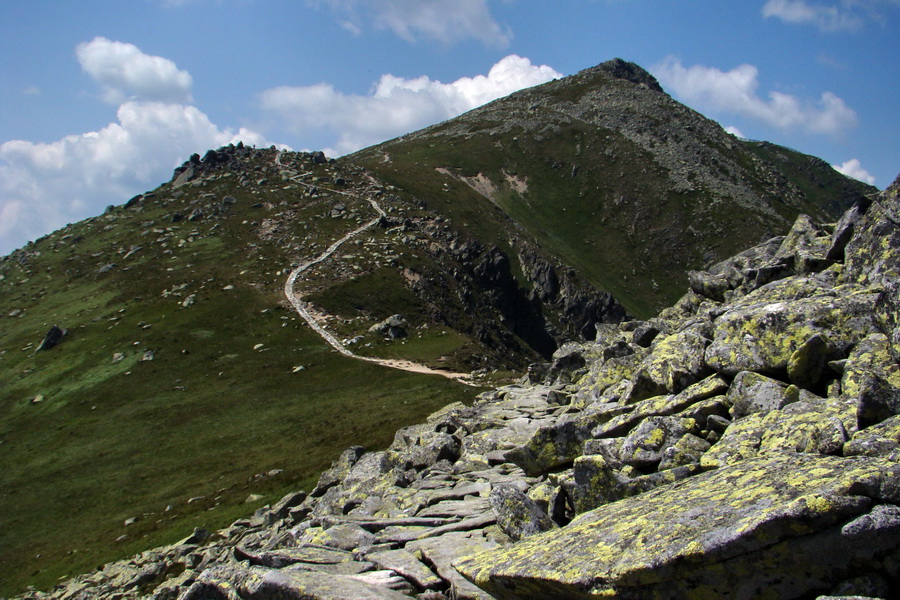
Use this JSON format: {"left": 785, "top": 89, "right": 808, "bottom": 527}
{"left": 367, "top": 548, "right": 444, "bottom": 590}
{"left": 619, "top": 416, "right": 696, "bottom": 469}
{"left": 843, "top": 175, "right": 900, "bottom": 361}
{"left": 456, "top": 453, "right": 900, "bottom": 600}
{"left": 857, "top": 373, "right": 900, "bottom": 429}
{"left": 311, "top": 446, "right": 366, "bottom": 496}
{"left": 183, "top": 564, "right": 412, "bottom": 599}
{"left": 571, "top": 454, "right": 625, "bottom": 513}
{"left": 787, "top": 332, "right": 835, "bottom": 389}
{"left": 844, "top": 414, "right": 900, "bottom": 460}
{"left": 505, "top": 405, "right": 623, "bottom": 476}
{"left": 772, "top": 213, "right": 833, "bottom": 274}
{"left": 727, "top": 370, "right": 797, "bottom": 419}
{"left": 844, "top": 175, "right": 900, "bottom": 290}
{"left": 635, "top": 323, "right": 712, "bottom": 393}
{"left": 406, "top": 532, "right": 500, "bottom": 600}
{"left": 687, "top": 270, "right": 730, "bottom": 302}
{"left": 705, "top": 286, "right": 879, "bottom": 377}
{"left": 841, "top": 333, "right": 900, "bottom": 398}
{"left": 573, "top": 347, "right": 648, "bottom": 405}
{"left": 702, "top": 393, "right": 853, "bottom": 468}
{"left": 657, "top": 433, "right": 711, "bottom": 470}
{"left": 489, "top": 484, "right": 554, "bottom": 541}
{"left": 826, "top": 199, "right": 868, "bottom": 261}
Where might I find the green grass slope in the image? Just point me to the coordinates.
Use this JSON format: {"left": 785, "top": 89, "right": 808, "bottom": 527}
{"left": 0, "top": 148, "right": 482, "bottom": 595}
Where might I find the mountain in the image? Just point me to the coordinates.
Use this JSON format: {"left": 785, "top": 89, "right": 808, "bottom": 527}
{"left": 16, "top": 172, "right": 900, "bottom": 600}
{"left": 351, "top": 59, "right": 874, "bottom": 317}
{"left": 0, "top": 59, "right": 877, "bottom": 596}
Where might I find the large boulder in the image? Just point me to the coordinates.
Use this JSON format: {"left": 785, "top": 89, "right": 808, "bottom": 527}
{"left": 843, "top": 175, "right": 900, "bottom": 360}
{"left": 701, "top": 393, "right": 854, "bottom": 468}
{"left": 182, "top": 564, "right": 411, "bottom": 599}
{"left": 457, "top": 453, "right": 900, "bottom": 600}
{"left": 704, "top": 284, "right": 879, "bottom": 377}
{"left": 634, "top": 323, "right": 712, "bottom": 393}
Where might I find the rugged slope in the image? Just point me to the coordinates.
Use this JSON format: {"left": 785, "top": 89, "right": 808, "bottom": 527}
{"left": 19, "top": 175, "right": 899, "bottom": 600}
{"left": 0, "top": 141, "right": 624, "bottom": 595}
{"left": 0, "top": 58, "right": 879, "bottom": 597}
{"left": 351, "top": 59, "right": 874, "bottom": 317}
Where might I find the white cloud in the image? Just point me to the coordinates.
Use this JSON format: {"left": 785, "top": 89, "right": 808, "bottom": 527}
{"left": 76, "top": 37, "right": 193, "bottom": 104}
{"left": 762, "top": 0, "right": 900, "bottom": 31}
{"left": 652, "top": 57, "right": 858, "bottom": 137}
{"left": 314, "top": 0, "right": 512, "bottom": 47}
{"left": 0, "top": 39, "right": 276, "bottom": 255}
{"left": 762, "top": 0, "right": 863, "bottom": 31}
{"left": 833, "top": 158, "right": 876, "bottom": 184}
{"left": 259, "top": 54, "right": 561, "bottom": 156}
{"left": 22, "top": 85, "right": 41, "bottom": 97}
{"left": 724, "top": 125, "right": 746, "bottom": 138}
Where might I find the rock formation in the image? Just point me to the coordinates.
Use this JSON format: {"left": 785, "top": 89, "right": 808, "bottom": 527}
{"left": 15, "top": 173, "right": 898, "bottom": 600}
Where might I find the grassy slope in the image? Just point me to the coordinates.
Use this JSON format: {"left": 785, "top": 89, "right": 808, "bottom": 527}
{"left": 354, "top": 126, "right": 700, "bottom": 318}
{"left": 352, "top": 81, "right": 873, "bottom": 318}
{"left": 0, "top": 155, "right": 481, "bottom": 595}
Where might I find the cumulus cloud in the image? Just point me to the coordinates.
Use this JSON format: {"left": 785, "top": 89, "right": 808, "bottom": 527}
{"left": 762, "top": 0, "right": 899, "bottom": 31}
{"left": 0, "top": 40, "right": 274, "bottom": 255}
{"left": 314, "top": 0, "right": 512, "bottom": 47}
{"left": 76, "top": 37, "right": 193, "bottom": 104}
{"left": 259, "top": 54, "right": 560, "bottom": 156}
{"left": 653, "top": 57, "right": 858, "bottom": 137}
{"left": 833, "top": 158, "right": 876, "bottom": 185}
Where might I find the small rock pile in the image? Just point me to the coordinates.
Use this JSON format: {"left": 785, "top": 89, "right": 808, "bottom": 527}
{"left": 15, "top": 175, "right": 900, "bottom": 599}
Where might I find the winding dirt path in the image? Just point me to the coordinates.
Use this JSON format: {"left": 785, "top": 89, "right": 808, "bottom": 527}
{"left": 278, "top": 152, "right": 473, "bottom": 384}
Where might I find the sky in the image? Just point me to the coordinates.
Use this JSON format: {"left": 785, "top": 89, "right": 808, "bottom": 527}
{"left": 1, "top": 1, "right": 898, "bottom": 256}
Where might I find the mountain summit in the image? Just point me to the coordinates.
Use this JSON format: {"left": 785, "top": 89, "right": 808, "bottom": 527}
{"left": 352, "top": 58, "right": 873, "bottom": 316}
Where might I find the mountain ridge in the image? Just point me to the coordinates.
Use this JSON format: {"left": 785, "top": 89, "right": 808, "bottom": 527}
{"left": 12, "top": 169, "right": 899, "bottom": 600}
{"left": 0, "top": 58, "right": 879, "bottom": 596}
{"left": 351, "top": 58, "right": 874, "bottom": 316}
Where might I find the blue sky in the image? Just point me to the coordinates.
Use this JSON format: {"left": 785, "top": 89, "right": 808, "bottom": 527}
{"left": 1, "top": 0, "right": 898, "bottom": 255}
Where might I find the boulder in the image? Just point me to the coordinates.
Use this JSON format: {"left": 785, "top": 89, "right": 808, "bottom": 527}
{"left": 687, "top": 270, "right": 730, "bottom": 302}
{"left": 183, "top": 564, "right": 411, "bottom": 600}
{"left": 702, "top": 393, "right": 853, "bottom": 468}
{"left": 634, "top": 323, "right": 712, "bottom": 393}
{"left": 844, "top": 414, "right": 900, "bottom": 460}
{"left": 36, "top": 325, "right": 66, "bottom": 351}
{"left": 489, "top": 484, "right": 554, "bottom": 541}
{"left": 312, "top": 446, "right": 366, "bottom": 497}
{"left": 705, "top": 286, "right": 879, "bottom": 377}
{"left": 505, "top": 405, "right": 625, "bottom": 476}
{"left": 367, "top": 548, "right": 443, "bottom": 590}
{"left": 369, "top": 314, "right": 408, "bottom": 339}
{"left": 457, "top": 453, "right": 900, "bottom": 600}
{"left": 772, "top": 213, "right": 833, "bottom": 274}
{"left": 571, "top": 454, "right": 625, "bottom": 513}
{"left": 406, "top": 532, "right": 500, "bottom": 600}
{"left": 619, "top": 416, "right": 696, "bottom": 470}
{"left": 727, "top": 370, "right": 797, "bottom": 420}
{"left": 787, "top": 332, "right": 835, "bottom": 389}
{"left": 843, "top": 175, "right": 900, "bottom": 360}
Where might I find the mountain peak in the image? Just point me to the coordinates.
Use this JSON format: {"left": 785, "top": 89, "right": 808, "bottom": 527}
{"left": 587, "top": 57, "right": 665, "bottom": 94}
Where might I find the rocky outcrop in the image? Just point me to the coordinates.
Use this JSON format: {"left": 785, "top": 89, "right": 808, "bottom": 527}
{"left": 15, "top": 177, "right": 900, "bottom": 600}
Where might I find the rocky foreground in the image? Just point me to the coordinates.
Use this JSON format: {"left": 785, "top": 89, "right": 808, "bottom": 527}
{"left": 14, "top": 175, "right": 900, "bottom": 599}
